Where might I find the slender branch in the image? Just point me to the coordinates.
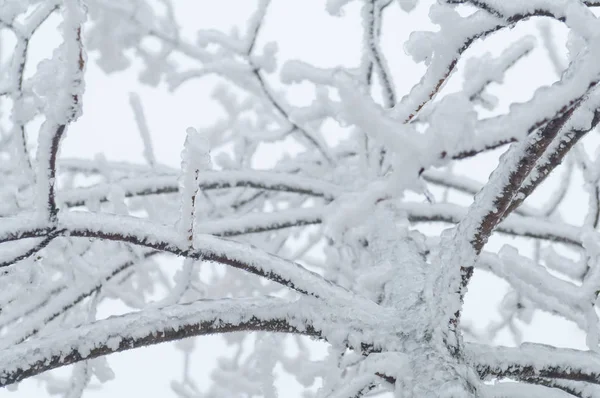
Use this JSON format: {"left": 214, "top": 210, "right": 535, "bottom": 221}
{"left": 2, "top": 3, "right": 59, "bottom": 176}
{"left": 449, "top": 0, "right": 600, "bottom": 13}
{"left": 243, "top": 0, "right": 333, "bottom": 163}
{"left": 129, "top": 93, "right": 156, "bottom": 167}
{"left": 450, "top": 138, "right": 517, "bottom": 160}
{"left": 0, "top": 251, "right": 159, "bottom": 346}
{"left": 35, "top": 4, "right": 85, "bottom": 223}
{"left": 252, "top": 69, "right": 334, "bottom": 163}
{"left": 196, "top": 208, "right": 323, "bottom": 237}
{"left": 444, "top": 0, "right": 503, "bottom": 17}
{"left": 364, "top": 0, "right": 396, "bottom": 108}
{"left": 0, "top": 235, "right": 56, "bottom": 267}
{"left": 59, "top": 170, "right": 342, "bottom": 207}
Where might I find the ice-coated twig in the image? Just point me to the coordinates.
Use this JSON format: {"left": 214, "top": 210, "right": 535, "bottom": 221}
{"left": 177, "top": 127, "right": 211, "bottom": 247}
{"left": 34, "top": 0, "right": 86, "bottom": 223}
{"left": 396, "top": 0, "right": 597, "bottom": 122}
{"left": 362, "top": 0, "right": 396, "bottom": 108}
{"left": 0, "top": 250, "right": 159, "bottom": 347}
{"left": 196, "top": 207, "right": 323, "bottom": 237}
{"left": 1, "top": 2, "right": 59, "bottom": 177}
{"left": 478, "top": 250, "right": 587, "bottom": 330}
{"left": 463, "top": 35, "right": 536, "bottom": 108}
{"left": 538, "top": 20, "right": 567, "bottom": 77}
{"left": 129, "top": 93, "right": 156, "bottom": 167}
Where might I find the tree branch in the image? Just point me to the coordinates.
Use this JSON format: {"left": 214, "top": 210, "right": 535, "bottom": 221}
{"left": 59, "top": 170, "right": 342, "bottom": 208}
{"left": 397, "top": 0, "right": 592, "bottom": 122}
{"left": 0, "top": 297, "right": 322, "bottom": 388}
{"left": 468, "top": 343, "right": 600, "bottom": 386}
{"left": 0, "top": 251, "right": 159, "bottom": 346}
{"left": 502, "top": 108, "right": 600, "bottom": 219}
{"left": 35, "top": 2, "right": 85, "bottom": 223}
{"left": 56, "top": 212, "right": 362, "bottom": 303}
{"left": 364, "top": 0, "right": 396, "bottom": 108}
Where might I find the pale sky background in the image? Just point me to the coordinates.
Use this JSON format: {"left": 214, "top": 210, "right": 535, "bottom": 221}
{"left": 0, "top": 0, "right": 593, "bottom": 397}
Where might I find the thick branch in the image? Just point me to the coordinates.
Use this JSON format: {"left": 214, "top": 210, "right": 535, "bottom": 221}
{"left": 503, "top": 108, "right": 600, "bottom": 218}
{"left": 469, "top": 106, "right": 579, "bottom": 255}
{"left": 0, "top": 297, "right": 322, "bottom": 388}
{"left": 521, "top": 377, "right": 591, "bottom": 398}
{"left": 468, "top": 343, "right": 600, "bottom": 386}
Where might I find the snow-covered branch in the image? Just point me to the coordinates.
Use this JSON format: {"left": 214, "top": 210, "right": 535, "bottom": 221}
{"left": 0, "top": 297, "right": 322, "bottom": 388}
{"left": 468, "top": 342, "right": 600, "bottom": 385}
{"left": 34, "top": 0, "right": 86, "bottom": 223}
{"left": 58, "top": 170, "right": 343, "bottom": 208}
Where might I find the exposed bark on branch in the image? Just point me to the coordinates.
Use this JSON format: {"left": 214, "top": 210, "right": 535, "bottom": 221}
{"left": 0, "top": 298, "right": 322, "bottom": 388}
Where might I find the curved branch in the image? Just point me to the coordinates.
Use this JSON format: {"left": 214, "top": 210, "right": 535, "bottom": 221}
{"left": 0, "top": 297, "right": 323, "bottom": 388}
{"left": 2, "top": 2, "right": 59, "bottom": 175}
{"left": 397, "top": 1, "right": 593, "bottom": 122}
{"left": 57, "top": 212, "right": 363, "bottom": 305}
{"left": 35, "top": 3, "right": 85, "bottom": 223}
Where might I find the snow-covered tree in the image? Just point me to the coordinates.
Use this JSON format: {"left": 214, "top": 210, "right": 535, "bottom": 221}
{"left": 3, "top": 0, "right": 600, "bottom": 396}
